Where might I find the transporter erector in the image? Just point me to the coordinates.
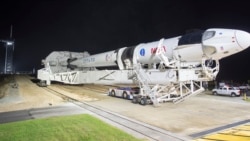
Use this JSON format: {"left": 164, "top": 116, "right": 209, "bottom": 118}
{"left": 37, "top": 28, "right": 250, "bottom": 104}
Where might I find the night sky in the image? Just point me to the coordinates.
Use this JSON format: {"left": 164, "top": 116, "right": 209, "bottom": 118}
{"left": 1, "top": 0, "right": 250, "bottom": 82}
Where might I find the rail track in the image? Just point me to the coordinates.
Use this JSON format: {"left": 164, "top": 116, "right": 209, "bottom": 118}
{"left": 80, "top": 84, "right": 113, "bottom": 93}
{"left": 42, "top": 86, "right": 186, "bottom": 141}
{"left": 52, "top": 84, "right": 116, "bottom": 94}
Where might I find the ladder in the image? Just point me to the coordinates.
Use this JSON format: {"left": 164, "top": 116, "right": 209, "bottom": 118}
{"left": 173, "top": 81, "right": 204, "bottom": 104}
{"left": 134, "top": 64, "right": 159, "bottom": 105}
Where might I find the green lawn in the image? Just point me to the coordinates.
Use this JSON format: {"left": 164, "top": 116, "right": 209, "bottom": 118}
{"left": 0, "top": 114, "right": 144, "bottom": 141}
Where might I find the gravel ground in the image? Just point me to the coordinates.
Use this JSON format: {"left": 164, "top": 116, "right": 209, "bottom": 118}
{"left": 0, "top": 75, "right": 64, "bottom": 112}
{"left": 89, "top": 93, "right": 250, "bottom": 136}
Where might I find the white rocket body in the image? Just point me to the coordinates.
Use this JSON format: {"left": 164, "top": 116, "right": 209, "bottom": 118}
{"left": 69, "top": 28, "right": 250, "bottom": 70}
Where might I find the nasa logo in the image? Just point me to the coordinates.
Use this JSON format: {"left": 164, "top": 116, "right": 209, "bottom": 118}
{"left": 106, "top": 54, "right": 111, "bottom": 61}
{"left": 151, "top": 46, "right": 166, "bottom": 54}
{"left": 140, "top": 48, "right": 145, "bottom": 56}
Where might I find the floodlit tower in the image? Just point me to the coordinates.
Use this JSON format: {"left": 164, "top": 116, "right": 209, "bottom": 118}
{"left": 0, "top": 40, "right": 14, "bottom": 74}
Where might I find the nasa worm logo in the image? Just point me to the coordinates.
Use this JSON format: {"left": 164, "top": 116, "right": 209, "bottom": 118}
{"left": 140, "top": 48, "right": 145, "bottom": 56}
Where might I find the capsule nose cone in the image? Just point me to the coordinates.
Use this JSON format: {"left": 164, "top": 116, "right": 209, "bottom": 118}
{"left": 235, "top": 30, "right": 250, "bottom": 49}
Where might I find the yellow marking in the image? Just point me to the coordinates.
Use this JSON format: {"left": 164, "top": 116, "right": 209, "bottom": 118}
{"left": 193, "top": 139, "right": 217, "bottom": 141}
{"left": 193, "top": 122, "right": 250, "bottom": 141}
{"left": 221, "top": 129, "right": 250, "bottom": 137}
{"left": 232, "top": 125, "right": 250, "bottom": 131}
{"left": 203, "top": 133, "right": 250, "bottom": 141}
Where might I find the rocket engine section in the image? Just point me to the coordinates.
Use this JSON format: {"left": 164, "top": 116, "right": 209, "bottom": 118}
{"left": 42, "top": 51, "right": 91, "bottom": 74}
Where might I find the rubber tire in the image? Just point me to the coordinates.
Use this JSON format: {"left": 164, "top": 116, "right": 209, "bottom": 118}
{"left": 110, "top": 90, "right": 116, "bottom": 97}
{"left": 213, "top": 91, "right": 217, "bottom": 95}
{"left": 231, "top": 93, "right": 236, "bottom": 97}
{"left": 139, "top": 97, "right": 147, "bottom": 106}
{"left": 132, "top": 96, "right": 138, "bottom": 104}
{"left": 122, "top": 91, "right": 128, "bottom": 99}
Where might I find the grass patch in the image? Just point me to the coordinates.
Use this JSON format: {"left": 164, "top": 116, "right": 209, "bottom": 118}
{"left": 0, "top": 114, "right": 143, "bottom": 141}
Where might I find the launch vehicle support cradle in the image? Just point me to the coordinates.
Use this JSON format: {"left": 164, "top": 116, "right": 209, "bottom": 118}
{"left": 38, "top": 41, "right": 219, "bottom": 106}
{"left": 38, "top": 28, "right": 250, "bottom": 105}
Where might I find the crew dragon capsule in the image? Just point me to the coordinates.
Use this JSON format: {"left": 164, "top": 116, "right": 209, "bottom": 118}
{"left": 69, "top": 28, "right": 250, "bottom": 70}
